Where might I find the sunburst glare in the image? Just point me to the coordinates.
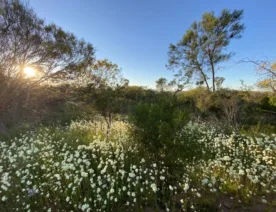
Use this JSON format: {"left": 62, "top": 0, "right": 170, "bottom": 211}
{"left": 24, "top": 67, "right": 36, "bottom": 77}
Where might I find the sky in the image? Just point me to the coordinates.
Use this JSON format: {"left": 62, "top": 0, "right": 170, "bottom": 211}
{"left": 29, "top": 0, "right": 276, "bottom": 89}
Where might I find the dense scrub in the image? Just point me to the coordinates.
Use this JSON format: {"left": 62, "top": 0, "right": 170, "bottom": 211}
{"left": 0, "top": 120, "right": 275, "bottom": 211}
{"left": 177, "top": 88, "right": 276, "bottom": 134}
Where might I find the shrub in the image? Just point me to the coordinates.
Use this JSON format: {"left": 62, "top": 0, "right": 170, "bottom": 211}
{"left": 269, "top": 96, "right": 276, "bottom": 107}
{"left": 130, "top": 97, "right": 189, "bottom": 160}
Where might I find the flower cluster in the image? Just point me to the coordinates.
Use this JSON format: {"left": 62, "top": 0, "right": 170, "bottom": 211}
{"left": 0, "top": 120, "right": 275, "bottom": 211}
{"left": 0, "top": 121, "right": 167, "bottom": 211}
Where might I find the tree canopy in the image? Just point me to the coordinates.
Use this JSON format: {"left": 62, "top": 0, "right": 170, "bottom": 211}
{"left": 242, "top": 59, "right": 276, "bottom": 92}
{"left": 168, "top": 9, "right": 244, "bottom": 92}
{"left": 0, "top": 0, "right": 95, "bottom": 83}
{"left": 155, "top": 77, "right": 168, "bottom": 92}
{"left": 0, "top": 0, "right": 95, "bottom": 113}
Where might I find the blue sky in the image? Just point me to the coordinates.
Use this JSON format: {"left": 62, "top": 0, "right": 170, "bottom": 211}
{"left": 29, "top": 0, "right": 276, "bottom": 89}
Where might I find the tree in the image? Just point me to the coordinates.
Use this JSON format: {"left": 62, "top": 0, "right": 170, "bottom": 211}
{"left": 0, "top": 0, "right": 95, "bottom": 81}
{"left": 0, "top": 0, "right": 95, "bottom": 110}
{"left": 80, "top": 59, "right": 128, "bottom": 134}
{"left": 242, "top": 59, "right": 276, "bottom": 92}
{"left": 90, "top": 59, "right": 124, "bottom": 87}
{"left": 73, "top": 59, "right": 124, "bottom": 88}
{"left": 168, "top": 70, "right": 191, "bottom": 96}
{"left": 155, "top": 77, "right": 168, "bottom": 92}
{"left": 168, "top": 9, "right": 244, "bottom": 92}
{"left": 0, "top": 0, "right": 95, "bottom": 133}
{"left": 93, "top": 86, "right": 125, "bottom": 134}
{"left": 215, "top": 77, "right": 225, "bottom": 90}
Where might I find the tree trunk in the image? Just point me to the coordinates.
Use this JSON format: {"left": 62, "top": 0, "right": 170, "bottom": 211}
{"left": 200, "top": 71, "right": 210, "bottom": 92}
{"left": 211, "top": 64, "right": 215, "bottom": 92}
{"left": 204, "top": 75, "right": 210, "bottom": 92}
{"left": 209, "top": 56, "right": 216, "bottom": 92}
{"left": 196, "top": 61, "right": 210, "bottom": 91}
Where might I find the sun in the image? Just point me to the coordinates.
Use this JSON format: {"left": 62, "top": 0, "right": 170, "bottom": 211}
{"left": 24, "top": 67, "right": 36, "bottom": 77}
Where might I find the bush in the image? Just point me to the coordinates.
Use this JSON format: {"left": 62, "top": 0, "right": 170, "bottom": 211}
{"left": 130, "top": 96, "right": 189, "bottom": 160}
{"left": 269, "top": 96, "right": 276, "bottom": 107}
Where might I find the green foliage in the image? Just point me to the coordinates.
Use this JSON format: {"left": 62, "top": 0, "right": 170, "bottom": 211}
{"left": 243, "top": 59, "right": 276, "bottom": 92}
{"left": 155, "top": 77, "right": 168, "bottom": 92}
{"left": 177, "top": 87, "right": 216, "bottom": 112}
{"left": 122, "top": 86, "right": 158, "bottom": 104}
{"left": 0, "top": 0, "right": 95, "bottom": 81}
{"left": 269, "top": 96, "right": 276, "bottom": 107}
{"left": 93, "top": 87, "right": 126, "bottom": 117}
{"left": 176, "top": 87, "right": 276, "bottom": 132}
{"left": 168, "top": 9, "right": 244, "bottom": 91}
{"left": 215, "top": 77, "right": 225, "bottom": 90}
{"left": 0, "top": 0, "right": 95, "bottom": 135}
{"left": 241, "top": 123, "right": 276, "bottom": 136}
{"left": 130, "top": 96, "right": 189, "bottom": 158}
